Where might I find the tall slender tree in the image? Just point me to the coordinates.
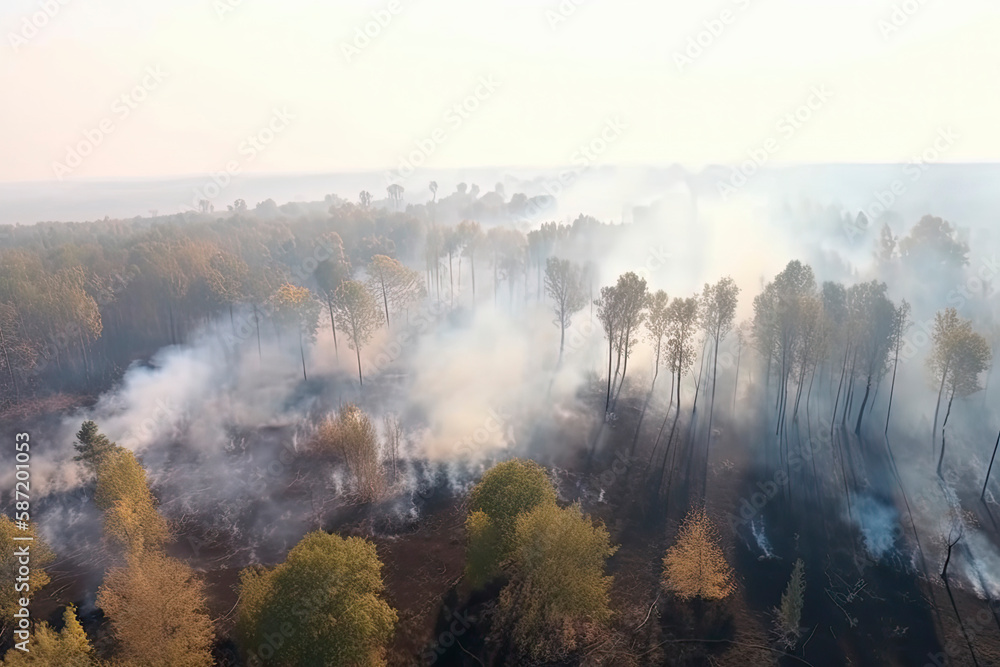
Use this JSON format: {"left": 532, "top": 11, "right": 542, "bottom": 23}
{"left": 332, "top": 280, "right": 384, "bottom": 386}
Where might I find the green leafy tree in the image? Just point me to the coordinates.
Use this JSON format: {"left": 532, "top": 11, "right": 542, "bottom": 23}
{"left": 465, "top": 459, "right": 557, "bottom": 587}
{"left": 236, "top": 531, "right": 397, "bottom": 667}
{"left": 497, "top": 502, "right": 617, "bottom": 662}
{"left": 544, "top": 257, "right": 587, "bottom": 363}
{"left": 332, "top": 280, "right": 384, "bottom": 386}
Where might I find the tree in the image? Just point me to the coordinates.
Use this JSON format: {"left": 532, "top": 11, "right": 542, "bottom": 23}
{"left": 497, "top": 502, "right": 617, "bottom": 662}
{"left": 97, "top": 551, "right": 214, "bottom": 667}
{"left": 610, "top": 273, "right": 648, "bottom": 407}
{"left": 236, "top": 531, "right": 396, "bottom": 666}
{"left": 313, "top": 404, "right": 384, "bottom": 502}
{"left": 1, "top": 605, "right": 95, "bottom": 666}
{"left": 884, "top": 299, "right": 911, "bottom": 435}
{"left": 0, "top": 517, "right": 53, "bottom": 623}
{"left": 269, "top": 283, "right": 321, "bottom": 382}
{"left": 899, "top": 215, "right": 969, "bottom": 273}
{"left": 465, "top": 459, "right": 557, "bottom": 587}
{"left": 844, "top": 281, "right": 898, "bottom": 435}
{"left": 359, "top": 190, "right": 373, "bottom": 208}
{"left": 207, "top": 251, "right": 249, "bottom": 332}
{"left": 314, "top": 232, "right": 351, "bottom": 361}
{"left": 753, "top": 261, "right": 817, "bottom": 433}
{"left": 773, "top": 559, "right": 805, "bottom": 649}
{"left": 595, "top": 285, "right": 621, "bottom": 413}
{"left": 332, "top": 280, "right": 384, "bottom": 386}
{"left": 661, "top": 507, "right": 736, "bottom": 601}
{"left": 366, "top": 255, "right": 421, "bottom": 328}
{"left": 595, "top": 273, "right": 648, "bottom": 412}
{"left": 383, "top": 413, "right": 403, "bottom": 483}
{"left": 645, "top": 290, "right": 670, "bottom": 392}
{"left": 94, "top": 448, "right": 168, "bottom": 555}
{"left": 658, "top": 296, "right": 700, "bottom": 458}
{"left": 700, "top": 277, "right": 740, "bottom": 444}
{"left": 457, "top": 220, "right": 484, "bottom": 303}
{"left": 73, "top": 420, "right": 118, "bottom": 474}
{"left": 544, "top": 257, "right": 586, "bottom": 363}
{"left": 928, "top": 309, "right": 992, "bottom": 475}
{"left": 386, "top": 184, "right": 404, "bottom": 210}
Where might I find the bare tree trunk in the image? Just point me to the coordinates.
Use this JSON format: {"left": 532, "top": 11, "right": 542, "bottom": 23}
{"left": 326, "top": 295, "right": 339, "bottom": 361}
{"left": 356, "top": 344, "right": 364, "bottom": 387}
{"left": 982, "top": 429, "right": 1000, "bottom": 500}
{"left": 831, "top": 344, "right": 850, "bottom": 428}
{"left": 937, "top": 388, "right": 955, "bottom": 477}
{"left": 854, "top": 374, "right": 873, "bottom": 436}
{"left": 885, "top": 333, "right": 902, "bottom": 435}
{"left": 732, "top": 344, "right": 741, "bottom": 413}
{"left": 931, "top": 363, "right": 949, "bottom": 454}
{"left": 605, "top": 337, "right": 614, "bottom": 413}
{"left": 299, "top": 330, "right": 308, "bottom": 382}
{"left": 253, "top": 304, "right": 262, "bottom": 362}
{"left": 379, "top": 275, "right": 390, "bottom": 327}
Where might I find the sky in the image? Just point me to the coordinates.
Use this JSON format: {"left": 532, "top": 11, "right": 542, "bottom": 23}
{"left": 2, "top": 0, "right": 1000, "bottom": 183}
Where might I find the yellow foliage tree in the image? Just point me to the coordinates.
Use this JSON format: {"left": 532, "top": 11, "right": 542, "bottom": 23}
{"left": 1, "top": 605, "right": 95, "bottom": 666}
{"left": 661, "top": 507, "right": 736, "bottom": 600}
{"left": 96, "top": 551, "right": 214, "bottom": 667}
{"left": 94, "top": 448, "right": 168, "bottom": 554}
{"left": 0, "top": 517, "right": 53, "bottom": 622}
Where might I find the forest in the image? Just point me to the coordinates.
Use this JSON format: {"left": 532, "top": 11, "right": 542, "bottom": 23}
{"left": 1, "top": 179, "right": 1000, "bottom": 666}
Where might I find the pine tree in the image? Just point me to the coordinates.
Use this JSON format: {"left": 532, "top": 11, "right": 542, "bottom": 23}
{"left": 773, "top": 558, "right": 805, "bottom": 648}
{"left": 73, "top": 420, "right": 118, "bottom": 474}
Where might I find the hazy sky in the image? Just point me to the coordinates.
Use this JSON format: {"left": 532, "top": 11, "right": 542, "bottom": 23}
{"left": 2, "top": 0, "right": 999, "bottom": 182}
